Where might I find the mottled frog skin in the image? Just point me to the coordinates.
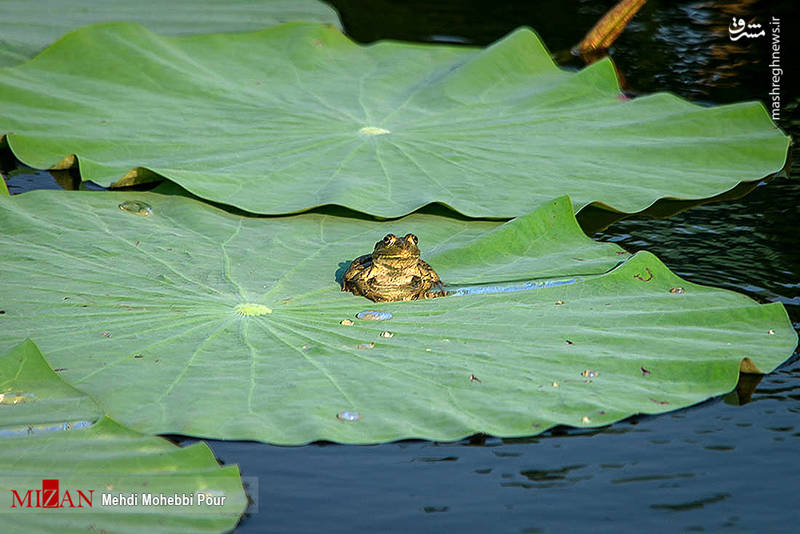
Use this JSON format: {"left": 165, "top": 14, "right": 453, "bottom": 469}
{"left": 342, "top": 233, "right": 445, "bottom": 302}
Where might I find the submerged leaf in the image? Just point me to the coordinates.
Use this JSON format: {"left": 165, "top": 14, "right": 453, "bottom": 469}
{"left": 0, "top": 340, "right": 246, "bottom": 533}
{"left": 0, "top": 0, "right": 341, "bottom": 67}
{"left": 0, "top": 191, "right": 794, "bottom": 444}
{"left": 0, "top": 22, "right": 789, "bottom": 218}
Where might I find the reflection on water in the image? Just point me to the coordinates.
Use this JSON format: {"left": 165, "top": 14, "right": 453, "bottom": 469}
{"left": 504, "top": 463, "right": 591, "bottom": 489}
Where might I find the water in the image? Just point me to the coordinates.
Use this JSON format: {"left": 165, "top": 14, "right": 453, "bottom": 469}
{"left": 118, "top": 199, "right": 154, "bottom": 216}
{"left": 0, "top": 420, "right": 94, "bottom": 438}
{"left": 337, "top": 411, "right": 362, "bottom": 422}
{"left": 355, "top": 310, "right": 393, "bottom": 321}
{"left": 3, "top": 0, "right": 799, "bottom": 531}
{"left": 446, "top": 277, "right": 583, "bottom": 297}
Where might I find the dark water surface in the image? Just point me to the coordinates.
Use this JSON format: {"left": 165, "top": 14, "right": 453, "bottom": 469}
{"left": 5, "top": 0, "right": 799, "bottom": 532}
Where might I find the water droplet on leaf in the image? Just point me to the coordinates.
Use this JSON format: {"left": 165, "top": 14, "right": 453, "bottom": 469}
{"left": 670, "top": 287, "right": 686, "bottom": 294}
{"left": 118, "top": 200, "right": 154, "bottom": 216}
{"left": 380, "top": 331, "right": 394, "bottom": 338}
{"left": 356, "top": 311, "right": 392, "bottom": 321}
{"left": 357, "top": 342, "right": 375, "bottom": 350}
{"left": 337, "top": 411, "right": 361, "bottom": 422}
{"left": 339, "top": 319, "right": 354, "bottom": 326}
{"left": 581, "top": 369, "right": 599, "bottom": 378}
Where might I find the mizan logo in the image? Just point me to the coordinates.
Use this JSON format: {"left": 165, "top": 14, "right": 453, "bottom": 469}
{"left": 10, "top": 479, "right": 94, "bottom": 509}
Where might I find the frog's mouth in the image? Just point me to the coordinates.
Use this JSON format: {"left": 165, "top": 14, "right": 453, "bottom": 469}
{"left": 373, "top": 255, "right": 419, "bottom": 269}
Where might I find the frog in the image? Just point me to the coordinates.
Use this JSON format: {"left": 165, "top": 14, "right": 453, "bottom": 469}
{"left": 342, "top": 233, "right": 446, "bottom": 302}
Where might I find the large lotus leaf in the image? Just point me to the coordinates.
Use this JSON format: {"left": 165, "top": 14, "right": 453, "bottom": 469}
{"left": 0, "top": 0, "right": 341, "bottom": 67}
{"left": 0, "top": 340, "right": 247, "bottom": 533}
{"left": 0, "top": 22, "right": 788, "bottom": 218}
{"left": 0, "top": 191, "right": 795, "bottom": 444}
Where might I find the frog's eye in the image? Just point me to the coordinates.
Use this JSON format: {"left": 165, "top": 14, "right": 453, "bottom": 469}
{"left": 404, "top": 234, "right": 418, "bottom": 245}
{"left": 382, "top": 234, "right": 396, "bottom": 244}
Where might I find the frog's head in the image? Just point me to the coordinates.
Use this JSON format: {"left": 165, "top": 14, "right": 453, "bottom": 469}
{"left": 372, "top": 233, "right": 420, "bottom": 268}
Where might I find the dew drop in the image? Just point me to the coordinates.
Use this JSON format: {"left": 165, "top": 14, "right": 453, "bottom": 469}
{"left": 581, "top": 416, "right": 592, "bottom": 424}
{"left": 339, "top": 319, "right": 354, "bottom": 326}
{"left": 768, "top": 329, "right": 775, "bottom": 335}
{"left": 337, "top": 411, "right": 361, "bottom": 422}
{"left": 380, "top": 331, "right": 394, "bottom": 338}
{"left": 552, "top": 381, "right": 559, "bottom": 388}
{"left": 669, "top": 287, "right": 686, "bottom": 294}
{"left": 235, "top": 303, "right": 272, "bottom": 316}
{"left": 357, "top": 342, "right": 376, "bottom": 350}
{"left": 581, "top": 369, "right": 599, "bottom": 378}
{"left": 118, "top": 200, "right": 154, "bottom": 216}
{"left": 555, "top": 300, "right": 565, "bottom": 306}
{"left": 356, "top": 311, "right": 392, "bottom": 321}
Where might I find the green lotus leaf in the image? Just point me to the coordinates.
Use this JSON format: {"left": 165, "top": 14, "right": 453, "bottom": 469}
{"left": 1, "top": 190, "right": 795, "bottom": 444}
{"left": 0, "top": 0, "right": 341, "bottom": 67}
{"left": 0, "top": 22, "right": 789, "bottom": 218}
{"left": 0, "top": 340, "right": 247, "bottom": 533}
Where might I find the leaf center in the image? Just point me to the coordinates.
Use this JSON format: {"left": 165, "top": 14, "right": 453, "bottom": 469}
{"left": 358, "top": 126, "right": 390, "bottom": 136}
{"left": 234, "top": 303, "right": 272, "bottom": 316}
